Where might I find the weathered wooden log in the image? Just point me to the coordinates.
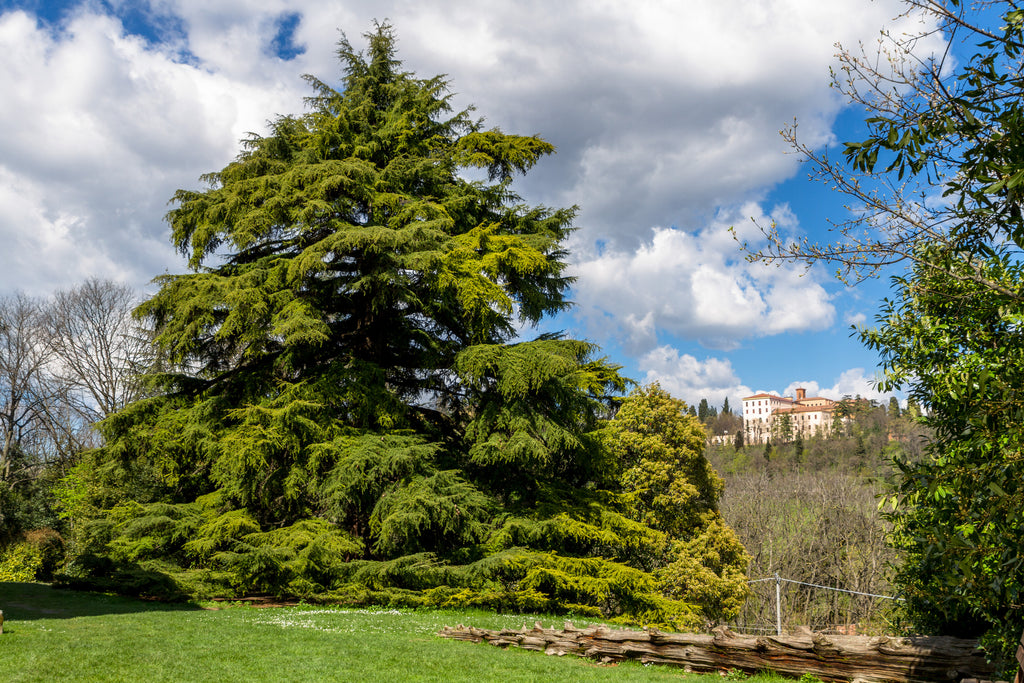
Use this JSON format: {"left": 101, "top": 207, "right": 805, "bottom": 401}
{"left": 436, "top": 622, "right": 1003, "bottom": 683}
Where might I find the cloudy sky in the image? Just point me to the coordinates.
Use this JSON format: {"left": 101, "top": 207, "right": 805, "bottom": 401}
{"left": 0, "top": 0, "right": 951, "bottom": 407}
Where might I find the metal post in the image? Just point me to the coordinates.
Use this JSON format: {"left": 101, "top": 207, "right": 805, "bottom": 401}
{"left": 775, "top": 573, "right": 782, "bottom": 636}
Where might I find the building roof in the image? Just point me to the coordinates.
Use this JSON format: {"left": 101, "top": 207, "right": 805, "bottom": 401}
{"left": 743, "top": 393, "right": 834, "bottom": 404}
{"left": 742, "top": 393, "right": 791, "bottom": 401}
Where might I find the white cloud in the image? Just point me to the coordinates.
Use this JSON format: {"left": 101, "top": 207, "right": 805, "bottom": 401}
{"left": 0, "top": 8, "right": 307, "bottom": 293}
{"left": 783, "top": 368, "right": 892, "bottom": 403}
{"left": 572, "top": 203, "right": 835, "bottom": 351}
{"left": 638, "top": 345, "right": 751, "bottom": 408}
{"left": 637, "top": 347, "right": 894, "bottom": 410}
{"left": 279, "top": 0, "right": 947, "bottom": 250}
{"left": 844, "top": 311, "right": 868, "bottom": 326}
{"left": 163, "top": 0, "right": 303, "bottom": 79}
{"left": 0, "top": 0, "right": 947, "bottom": 358}
{"left": 0, "top": 166, "right": 121, "bottom": 287}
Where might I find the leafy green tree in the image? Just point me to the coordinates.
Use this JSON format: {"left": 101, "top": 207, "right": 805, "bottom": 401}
{"left": 905, "top": 397, "right": 921, "bottom": 419}
{"left": 867, "top": 249, "right": 1024, "bottom": 662}
{"left": 697, "top": 398, "right": 714, "bottom": 422}
{"left": 831, "top": 401, "right": 850, "bottom": 438}
{"left": 773, "top": 412, "right": 793, "bottom": 444}
{"left": 602, "top": 384, "right": 748, "bottom": 622}
{"left": 721, "top": 397, "right": 731, "bottom": 415}
{"left": 58, "top": 25, "right": 735, "bottom": 626}
{"left": 887, "top": 396, "right": 901, "bottom": 419}
{"left": 749, "top": 0, "right": 1024, "bottom": 665}
{"left": 708, "top": 409, "right": 742, "bottom": 443}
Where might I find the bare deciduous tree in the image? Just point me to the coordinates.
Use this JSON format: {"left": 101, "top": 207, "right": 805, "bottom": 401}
{"left": 45, "top": 278, "right": 153, "bottom": 423}
{"left": 0, "top": 282, "right": 157, "bottom": 540}
{"left": 0, "top": 281, "right": 154, "bottom": 490}
{"left": 718, "top": 469, "right": 896, "bottom": 633}
{"left": 0, "top": 294, "right": 56, "bottom": 487}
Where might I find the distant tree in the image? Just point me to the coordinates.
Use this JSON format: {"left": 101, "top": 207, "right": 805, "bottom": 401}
{"left": 906, "top": 397, "right": 921, "bottom": 419}
{"left": 709, "top": 410, "right": 742, "bottom": 442}
{"left": 733, "top": 429, "right": 744, "bottom": 451}
{"left": 794, "top": 431, "right": 804, "bottom": 462}
{"left": 0, "top": 294, "right": 55, "bottom": 488}
{"left": 831, "top": 401, "right": 851, "bottom": 437}
{"left": 0, "top": 294, "right": 63, "bottom": 545}
{"left": 697, "top": 398, "right": 712, "bottom": 422}
{"left": 774, "top": 412, "right": 794, "bottom": 444}
{"left": 854, "top": 434, "right": 868, "bottom": 463}
{"left": 45, "top": 279, "right": 153, "bottom": 423}
{"left": 887, "top": 396, "right": 901, "bottom": 419}
{"left": 722, "top": 397, "right": 731, "bottom": 415}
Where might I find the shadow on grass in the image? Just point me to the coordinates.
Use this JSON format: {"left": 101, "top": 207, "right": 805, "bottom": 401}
{"left": 0, "top": 582, "right": 201, "bottom": 621}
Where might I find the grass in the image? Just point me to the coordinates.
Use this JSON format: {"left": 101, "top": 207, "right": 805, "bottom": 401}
{"left": 0, "top": 582, "right": 802, "bottom": 682}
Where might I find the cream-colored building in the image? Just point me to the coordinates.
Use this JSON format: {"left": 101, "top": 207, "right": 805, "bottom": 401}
{"left": 741, "top": 388, "right": 836, "bottom": 445}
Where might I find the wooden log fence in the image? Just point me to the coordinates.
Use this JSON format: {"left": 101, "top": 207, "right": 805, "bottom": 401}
{"left": 438, "top": 621, "right": 1005, "bottom": 683}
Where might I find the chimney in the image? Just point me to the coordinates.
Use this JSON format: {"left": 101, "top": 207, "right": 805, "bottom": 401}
{"left": 796, "top": 387, "right": 806, "bottom": 401}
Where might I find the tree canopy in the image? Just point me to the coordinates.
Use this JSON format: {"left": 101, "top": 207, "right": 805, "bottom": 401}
{"left": 749, "top": 0, "right": 1024, "bottom": 666}
{"left": 58, "top": 24, "right": 745, "bottom": 627}
{"left": 603, "top": 385, "right": 748, "bottom": 622}
{"left": 868, "top": 250, "right": 1024, "bottom": 661}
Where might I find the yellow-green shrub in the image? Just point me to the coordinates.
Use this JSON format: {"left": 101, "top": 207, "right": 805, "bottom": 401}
{"left": 0, "top": 542, "right": 44, "bottom": 581}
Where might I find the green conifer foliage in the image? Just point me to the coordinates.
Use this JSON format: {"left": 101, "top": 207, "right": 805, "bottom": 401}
{"left": 58, "top": 25, "right": 744, "bottom": 626}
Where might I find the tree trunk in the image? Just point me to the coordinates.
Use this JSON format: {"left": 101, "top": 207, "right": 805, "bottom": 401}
{"left": 437, "top": 623, "right": 1001, "bottom": 683}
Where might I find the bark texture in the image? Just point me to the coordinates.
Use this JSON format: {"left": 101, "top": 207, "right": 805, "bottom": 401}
{"left": 437, "top": 622, "right": 1003, "bottom": 683}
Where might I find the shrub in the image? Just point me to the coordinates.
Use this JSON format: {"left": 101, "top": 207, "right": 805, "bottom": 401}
{"left": 0, "top": 541, "right": 44, "bottom": 581}
{"left": 0, "top": 529, "right": 65, "bottom": 581}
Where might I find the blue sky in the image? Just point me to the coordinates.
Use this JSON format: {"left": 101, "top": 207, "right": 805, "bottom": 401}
{"left": 0, "top": 0, "right": 956, "bottom": 408}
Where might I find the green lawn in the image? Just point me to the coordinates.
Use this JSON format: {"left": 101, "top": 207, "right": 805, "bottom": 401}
{"left": 0, "top": 583, "right": 795, "bottom": 682}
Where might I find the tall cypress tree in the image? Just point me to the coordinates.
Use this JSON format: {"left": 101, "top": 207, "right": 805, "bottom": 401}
{"left": 59, "top": 24, "right": 743, "bottom": 626}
